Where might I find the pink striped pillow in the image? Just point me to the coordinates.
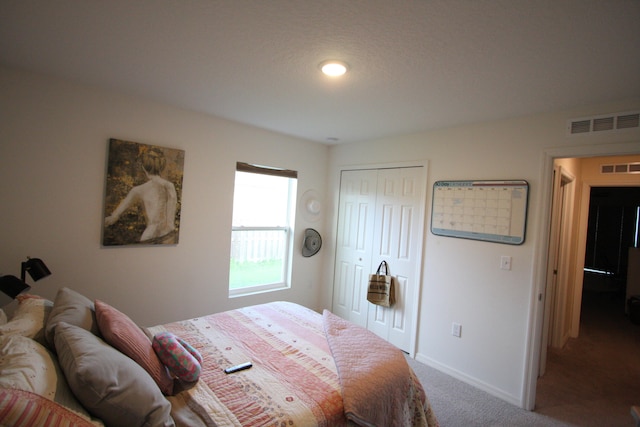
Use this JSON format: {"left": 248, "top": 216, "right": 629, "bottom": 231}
{"left": 0, "top": 388, "right": 98, "bottom": 427}
{"left": 94, "top": 300, "right": 174, "bottom": 395}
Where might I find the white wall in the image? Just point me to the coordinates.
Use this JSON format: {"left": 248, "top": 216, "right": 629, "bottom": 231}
{"left": 326, "top": 102, "right": 640, "bottom": 407}
{"left": 0, "top": 66, "right": 330, "bottom": 326}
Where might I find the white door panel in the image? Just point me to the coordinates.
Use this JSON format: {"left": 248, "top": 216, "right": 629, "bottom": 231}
{"left": 332, "top": 170, "right": 377, "bottom": 327}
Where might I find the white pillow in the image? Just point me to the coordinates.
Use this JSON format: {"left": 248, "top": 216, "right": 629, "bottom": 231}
{"left": 0, "top": 334, "right": 57, "bottom": 397}
{"left": 0, "top": 334, "right": 101, "bottom": 425}
{"left": 0, "top": 295, "right": 53, "bottom": 345}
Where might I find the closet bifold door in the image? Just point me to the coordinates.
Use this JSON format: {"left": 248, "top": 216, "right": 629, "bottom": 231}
{"left": 332, "top": 166, "right": 427, "bottom": 354}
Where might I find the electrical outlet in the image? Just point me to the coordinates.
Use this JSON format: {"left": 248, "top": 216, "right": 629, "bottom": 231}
{"left": 500, "top": 256, "right": 512, "bottom": 270}
{"left": 451, "top": 322, "right": 462, "bottom": 338}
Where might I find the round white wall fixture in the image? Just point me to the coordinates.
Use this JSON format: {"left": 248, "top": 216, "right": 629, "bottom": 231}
{"left": 300, "top": 189, "right": 322, "bottom": 222}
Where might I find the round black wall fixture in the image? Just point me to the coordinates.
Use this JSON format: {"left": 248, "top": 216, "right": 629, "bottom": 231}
{"left": 302, "top": 228, "right": 322, "bottom": 257}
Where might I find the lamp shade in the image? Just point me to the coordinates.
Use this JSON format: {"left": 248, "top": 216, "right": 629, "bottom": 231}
{"left": 22, "top": 258, "right": 51, "bottom": 282}
{"left": 0, "top": 275, "right": 31, "bottom": 299}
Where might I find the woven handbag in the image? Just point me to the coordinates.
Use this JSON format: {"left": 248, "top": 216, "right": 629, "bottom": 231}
{"left": 366, "top": 261, "right": 396, "bottom": 307}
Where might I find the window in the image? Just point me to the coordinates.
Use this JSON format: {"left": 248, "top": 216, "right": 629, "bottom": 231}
{"left": 229, "top": 162, "right": 297, "bottom": 296}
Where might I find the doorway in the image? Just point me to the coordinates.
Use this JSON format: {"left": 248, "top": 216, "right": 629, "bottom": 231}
{"left": 584, "top": 186, "right": 640, "bottom": 290}
{"left": 535, "top": 184, "right": 640, "bottom": 425}
{"left": 533, "top": 153, "right": 640, "bottom": 413}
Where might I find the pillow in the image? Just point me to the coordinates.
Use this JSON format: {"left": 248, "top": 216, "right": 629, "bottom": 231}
{"left": 0, "top": 308, "right": 6, "bottom": 325}
{"left": 54, "top": 322, "right": 175, "bottom": 427}
{"left": 16, "top": 293, "right": 49, "bottom": 304}
{"left": 0, "top": 334, "right": 97, "bottom": 422}
{"left": 95, "top": 299, "right": 174, "bottom": 395}
{"left": 45, "top": 287, "right": 100, "bottom": 351}
{"left": 0, "top": 333, "right": 59, "bottom": 397}
{"left": 152, "top": 332, "right": 202, "bottom": 383}
{"left": 0, "top": 388, "right": 99, "bottom": 427}
{"left": 0, "top": 294, "right": 53, "bottom": 345}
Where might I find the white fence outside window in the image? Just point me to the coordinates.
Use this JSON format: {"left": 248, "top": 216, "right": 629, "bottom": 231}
{"left": 230, "top": 227, "right": 288, "bottom": 263}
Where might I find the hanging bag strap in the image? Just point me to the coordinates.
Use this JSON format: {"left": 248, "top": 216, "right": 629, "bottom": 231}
{"left": 376, "top": 261, "right": 389, "bottom": 276}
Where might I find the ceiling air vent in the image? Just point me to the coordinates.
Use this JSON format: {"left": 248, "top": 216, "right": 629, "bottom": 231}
{"left": 617, "top": 113, "right": 640, "bottom": 129}
{"left": 601, "top": 163, "right": 640, "bottom": 174}
{"left": 567, "top": 110, "right": 640, "bottom": 135}
{"left": 592, "top": 117, "right": 614, "bottom": 132}
{"left": 570, "top": 120, "right": 591, "bottom": 134}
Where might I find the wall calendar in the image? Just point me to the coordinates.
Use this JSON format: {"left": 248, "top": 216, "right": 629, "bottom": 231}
{"left": 431, "top": 180, "right": 529, "bottom": 245}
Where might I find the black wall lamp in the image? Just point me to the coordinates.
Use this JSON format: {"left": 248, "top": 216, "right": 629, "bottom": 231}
{"left": 0, "top": 275, "right": 30, "bottom": 299}
{"left": 0, "top": 257, "right": 51, "bottom": 301}
{"left": 21, "top": 257, "right": 51, "bottom": 283}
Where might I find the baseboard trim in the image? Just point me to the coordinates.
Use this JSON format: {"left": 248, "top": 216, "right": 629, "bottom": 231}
{"left": 414, "top": 352, "right": 524, "bottom": 408}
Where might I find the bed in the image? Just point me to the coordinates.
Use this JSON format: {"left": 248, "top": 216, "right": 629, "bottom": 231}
{"left": 0, "top": 288, "right": 438, "bottom": 427}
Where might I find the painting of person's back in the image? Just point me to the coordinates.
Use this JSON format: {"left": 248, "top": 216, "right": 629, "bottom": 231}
{"left": 103, "top": 139, "right": 185, "bottom": 246}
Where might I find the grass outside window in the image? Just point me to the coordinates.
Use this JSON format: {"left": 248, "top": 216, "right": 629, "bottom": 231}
{"left": 229, "top": 260, "right": 284, "bottom": 290}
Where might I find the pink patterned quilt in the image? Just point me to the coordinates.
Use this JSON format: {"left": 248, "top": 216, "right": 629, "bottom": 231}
{"left": 147, "top": 302, "right": 437, "bottom": 427}
{"left": 323, "top": 310, "right": 438, "bottom": 427}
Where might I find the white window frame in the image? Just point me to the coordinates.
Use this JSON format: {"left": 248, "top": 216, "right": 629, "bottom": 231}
{"left": 229, "top": 162, "right": 297, "bottom": 297}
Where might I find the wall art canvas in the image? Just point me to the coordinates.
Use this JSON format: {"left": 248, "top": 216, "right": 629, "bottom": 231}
{"left": 103, "top": 138, "right": 185, "bottom": 246}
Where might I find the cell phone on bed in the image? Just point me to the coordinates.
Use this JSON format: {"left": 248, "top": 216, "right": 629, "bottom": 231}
{"left": 224, "top": 361, "right": 252, "bottom": 374}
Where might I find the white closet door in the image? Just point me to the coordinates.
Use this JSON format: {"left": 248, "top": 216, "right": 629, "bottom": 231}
{"left": 332, "top": 166, "right": 426, "bottom": 353}
{"left": 332, "top": 169, "right": 378, "bottom": 328}
{"left": 367, "top": 167, "right": 426, "bottom": 351}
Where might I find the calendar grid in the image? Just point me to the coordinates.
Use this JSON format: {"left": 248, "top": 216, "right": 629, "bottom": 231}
{"left": 431, "top": 180, "right": 529, "bottom": 244}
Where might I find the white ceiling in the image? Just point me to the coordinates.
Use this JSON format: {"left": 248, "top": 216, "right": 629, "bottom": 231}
{"left": 1, "top": 0, "right": 639, "bottom": 144}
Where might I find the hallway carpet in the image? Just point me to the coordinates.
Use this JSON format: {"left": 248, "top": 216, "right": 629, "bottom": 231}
{"left": 535, "top": 289, "right": 640, "bottom": 426}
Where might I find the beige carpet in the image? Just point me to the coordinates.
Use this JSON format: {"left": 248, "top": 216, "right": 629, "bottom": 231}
{"left": 408, "top": 357, "right": 568, "bottom": 426}
{"left": 535, "top": 289, "right": 640, "bottom": 426}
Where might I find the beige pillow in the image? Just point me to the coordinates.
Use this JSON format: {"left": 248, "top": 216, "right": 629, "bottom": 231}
{"left": 45, "top": 287, "right": 100, "bottom": 351}
{"left": 54, "top": 322, "right": 175, "bottom": 427}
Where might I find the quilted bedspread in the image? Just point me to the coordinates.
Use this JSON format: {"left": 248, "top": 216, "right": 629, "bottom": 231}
{"left": 147, "top": 301, "right": 437, "bottom": 427}
{"left": 148, "top": 301, "right": 348, "bottom": 427}
{"left": 323, "top": 310, "right": 438, "bottom": 427}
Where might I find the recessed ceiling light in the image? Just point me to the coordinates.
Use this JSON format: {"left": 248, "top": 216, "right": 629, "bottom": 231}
{"left": 319, "top": 60, "right": 349, "bottom": 77}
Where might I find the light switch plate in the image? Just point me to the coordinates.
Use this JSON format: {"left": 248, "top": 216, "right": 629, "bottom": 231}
{"left": 452, "top": 322, "right": 462, "bottom": 337}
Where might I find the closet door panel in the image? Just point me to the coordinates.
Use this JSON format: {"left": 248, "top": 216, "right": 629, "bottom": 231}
{"left": 332, "top": 169, "right": 377, "bottom": 327}
{"left": 368, "top": 167, "right": 426, "bottom": 351}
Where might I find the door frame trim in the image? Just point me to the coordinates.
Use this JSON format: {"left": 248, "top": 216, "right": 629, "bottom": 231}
{"left": 550, "top": 167, "right": 576, "bottom": 349}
